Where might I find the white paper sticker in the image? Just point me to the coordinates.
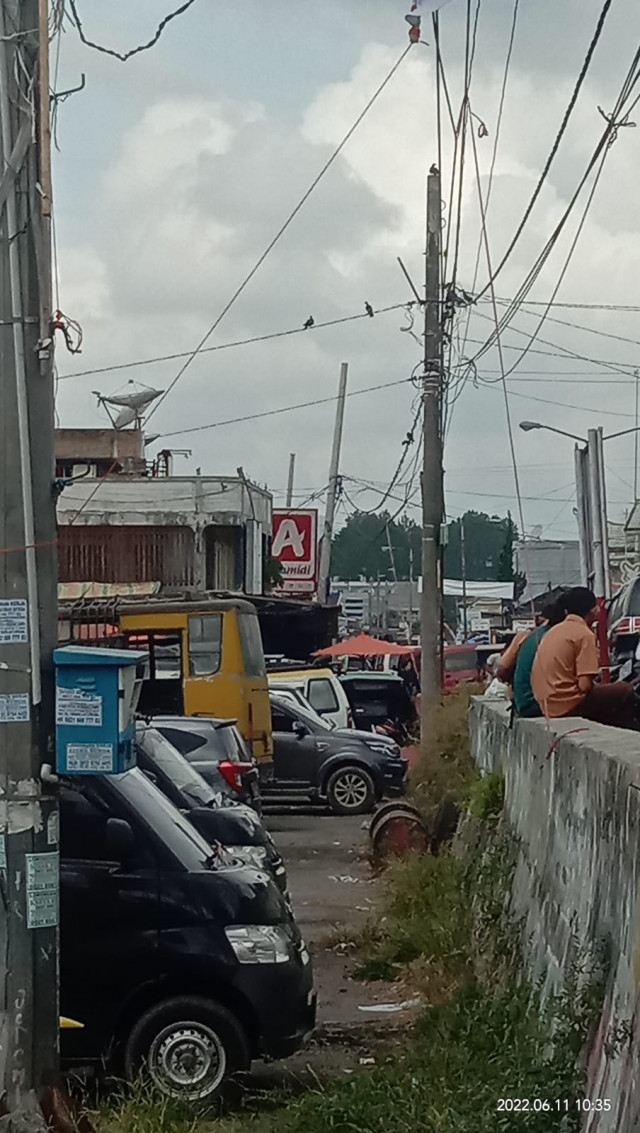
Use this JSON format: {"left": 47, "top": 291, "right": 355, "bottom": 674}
{"left": 25, "top": 851, "right": 59, "bottom": 929}
{"left": 0, "top": 694, "right": 30, "bottom": 723}
{"left": 66, "top": 743, "right": 114, "bottom": 773}
{"left": 0, "top": 599, "right": 28, "bottom": 644}
{"left": 47, "top": 811, "right": 59, "bottom": 846}
{"left": 56, "top": 687, "right": 103, "bottom": 728}
{"left": 0, "top": 835, "right": 6, "bottom": 870}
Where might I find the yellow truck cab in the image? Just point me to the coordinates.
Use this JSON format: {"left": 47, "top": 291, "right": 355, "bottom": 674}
{"left": 118, "top": 598, "right": 273, "bottom": 765}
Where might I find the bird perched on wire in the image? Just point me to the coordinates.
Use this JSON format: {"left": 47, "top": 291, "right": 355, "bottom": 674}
{"left": 365, "top": 302, "right": 374, "bottom": 318}
{"left": 303, "top": 315, "right": 315, "bottom": 330}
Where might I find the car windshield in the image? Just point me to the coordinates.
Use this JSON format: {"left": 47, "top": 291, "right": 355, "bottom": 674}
{"left": 273, "top": 697, "right": 332, "bottom": 733}
{"left": 106, "top": 767, "right": 215, "bottom": 871}
{"left": 137, "top": 727, "right": 215, "bottom": 808}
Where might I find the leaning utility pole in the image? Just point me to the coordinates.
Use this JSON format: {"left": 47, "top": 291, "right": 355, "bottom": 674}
{"left": 285, "top": 453, "right": 296, "bottom": 508}
{"left": 317, "top": 362, "right": 348, "bottom": 603}
{"left": 420, "top": 168, "right": 444, "bottom": 746}
{"left": 0, "top": 0, "right": 59, "bottom": 1119}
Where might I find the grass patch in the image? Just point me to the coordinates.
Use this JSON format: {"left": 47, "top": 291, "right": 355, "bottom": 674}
{"left": 352, "top": 853, "right": 471, "bottom": 1000}
{"left": 468, "top": 771, "right": 505, "bottom": 822}
{"left": 411, "top": 686, "right": 482, "bottom": 821}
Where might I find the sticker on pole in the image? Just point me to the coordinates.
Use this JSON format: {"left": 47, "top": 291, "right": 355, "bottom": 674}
{"left": 0, "top": 835, "right": 6, "bottom": 870}
{"left": 56, "top": 687, "right": 103, "bottom": 727}
{"left": 0, "top": 599, "right": 28, "bottom": 643}
{"left": 25, "top": 851, "right": 59, "bottom": 929}
{"left": 0, "top": 694, "right": 30, "bottom": 723}
{"left": 66, "top": 743, "right": 114, "bottom": 773}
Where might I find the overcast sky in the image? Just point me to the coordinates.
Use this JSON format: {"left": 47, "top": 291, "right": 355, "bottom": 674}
{"left": 53, "top": 0, "right": 640, "bottom": 542}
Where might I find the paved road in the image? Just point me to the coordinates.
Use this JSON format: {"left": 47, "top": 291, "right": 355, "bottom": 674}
{"left": 265, "top": 807, "right": 419, "bottom": 1031}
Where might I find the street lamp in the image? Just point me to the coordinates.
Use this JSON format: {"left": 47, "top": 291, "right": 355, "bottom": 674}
{"left": 519, "top": 420, "right": 640, "bottom": 444}
{"left": 518, "top": 418, "right": 640, "bottom": 682}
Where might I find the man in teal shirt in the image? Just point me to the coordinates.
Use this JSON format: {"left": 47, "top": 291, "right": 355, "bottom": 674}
{"left": 512, "top": 596, "right": 567, "bottom": 718}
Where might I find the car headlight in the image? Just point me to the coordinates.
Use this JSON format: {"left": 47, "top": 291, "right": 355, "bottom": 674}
{"left": 225, "top": 925, "right": 292, "bottom": 964}
{"left": 228, "top": 845, "right": 269, "bottom": 869}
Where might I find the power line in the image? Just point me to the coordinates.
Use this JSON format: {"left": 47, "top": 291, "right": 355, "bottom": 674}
{"left": 66, "top": 0, "right": 199, "bottom": 62}
{"left": 476, "top": 380, "right": 635, "bottom": 418}
{"left": 508, "top": 301, "right": 640, "bottom": 350}
{"left": 474, "top": 0, "right": 615, "bottom": 301}
{"left": 145, "top": 45, "right": 413, "bottom": 425}
{"left": 56, "top": 302, "right": 410, "bottom": 382}
{"left": 468, "top": 44, "right": 640, "bottom": 369}
{"left": 156, "top": 376, "right": 414, "bottom": 440}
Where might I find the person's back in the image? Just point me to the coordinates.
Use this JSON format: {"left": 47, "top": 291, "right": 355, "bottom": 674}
{"left": 530, "top": 617, "right": 596, "bottom": 718}
{"left": 513, "top": 627, "right": 548, "bottom": 717}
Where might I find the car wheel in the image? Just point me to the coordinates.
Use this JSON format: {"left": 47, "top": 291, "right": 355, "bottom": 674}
{"left": 326, "top": 766, "right": 376, "bottom": 815}
{"left": 124, "top": 996, "right": 250, "bottom": 1102}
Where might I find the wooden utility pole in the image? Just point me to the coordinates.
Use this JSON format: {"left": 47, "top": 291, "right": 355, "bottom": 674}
{"left": 420, "top": 169, "right": 444, "bottom": 747}
{"left": 317, "top": 363, "right": 348, "bottom": 603}
{"left": 285, "top": 453, "right": 296, "bottom": 508}
{"left": 0, "top": 0, "right": 59, "bottom": 1118}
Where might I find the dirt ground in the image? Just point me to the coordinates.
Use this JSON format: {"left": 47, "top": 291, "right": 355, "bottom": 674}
{"left": 248, "top": 806, "right": 420, "bottom": 1086}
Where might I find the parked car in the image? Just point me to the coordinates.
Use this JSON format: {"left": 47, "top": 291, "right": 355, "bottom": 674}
{"left": 266, "top": 693, "right": 407, "bottom": 814}
{"left": 59, "top": 768, "right": 315, "bottom": 1101}
{"left": 271, "top": 687, "right": 402, "bottom": 756}
{"left": 151, "top": 716, "right": 261, "bottom": 810}
{"left": 338, "top": 672, "right": 417, "bottom": 740}
{"left": 268, "top": 667, "right": 352, "bottom": 729}
{"left": 135, "top": 723, "right": 287, "bottom": 891}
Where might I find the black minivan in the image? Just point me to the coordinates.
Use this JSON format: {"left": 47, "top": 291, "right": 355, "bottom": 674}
{"left": 135, "top": 723, "right": 287, "bottom": 892}
{"left": 60, "top": 768, "right": 315, "bottom": 1100}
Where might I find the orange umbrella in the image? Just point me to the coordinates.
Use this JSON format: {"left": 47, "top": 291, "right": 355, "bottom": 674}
{"left": 314, "top": 633, "right": 409, "bottom": 658}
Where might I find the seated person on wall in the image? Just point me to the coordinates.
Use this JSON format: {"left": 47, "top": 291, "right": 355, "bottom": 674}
{"left": 531, "top": 587, "right": 635, "bottom": 729}
{"left": 496, "top": 597, "right": 567, "bottom": 717}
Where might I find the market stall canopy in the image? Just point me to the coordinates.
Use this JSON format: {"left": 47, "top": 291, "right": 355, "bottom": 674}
{"left": 314, "top": 633, "right": 409, "bottom": 658}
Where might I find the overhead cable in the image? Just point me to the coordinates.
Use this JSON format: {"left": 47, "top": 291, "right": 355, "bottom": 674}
{"left": 474, "top": 0, "right": 615, "bottom": 301}
{"left": 145, "top": 45, "right": 413, "bottom": 425}
{"left": 67, "top": 0, "right": 199, "bottom": 62}
{"left": 157, "top": 376, "right": 414, "bottom": 440}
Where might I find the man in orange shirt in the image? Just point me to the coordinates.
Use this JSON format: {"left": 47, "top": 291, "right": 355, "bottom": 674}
{"left": 531, "top": 587, "right": 634, "bottom": 728}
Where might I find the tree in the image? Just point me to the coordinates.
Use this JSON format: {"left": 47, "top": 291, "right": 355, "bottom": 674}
{"left": 444, "top": 511, "right": 513, "bottom": 581}
{"left": 331, "top": 511, "right": 421, "bottom": 581}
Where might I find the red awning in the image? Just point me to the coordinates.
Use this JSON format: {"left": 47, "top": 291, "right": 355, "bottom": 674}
{"left": 314, "top": 633, "right": 409, "bottom": 658}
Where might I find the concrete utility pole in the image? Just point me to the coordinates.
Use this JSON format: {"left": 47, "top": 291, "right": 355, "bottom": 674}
{"left": 460, "top": 516, "right": 468, "bottom": 642}
{"left": 285, "top": 453, "right": 296, "bottom": 508}
{"left": 420, "top": 168, "right": 444, "bottom": 745}
{"left": 317, "top": 362, "right": 348, "bottom": 603}
{"left": 0, "top": 0, "right": 59, "bottom": 1118}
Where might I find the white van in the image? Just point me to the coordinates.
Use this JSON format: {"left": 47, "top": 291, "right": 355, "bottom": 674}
{"left": 268, "top": 668, "right": 352, "bottom": 730}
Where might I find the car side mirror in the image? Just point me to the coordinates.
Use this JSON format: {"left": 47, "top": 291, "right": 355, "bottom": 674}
{"left": 292, "top": 721, "right": 308, "bottom": 739}
{"left": 105, "top": 818, "right": 135, "bottom": 862}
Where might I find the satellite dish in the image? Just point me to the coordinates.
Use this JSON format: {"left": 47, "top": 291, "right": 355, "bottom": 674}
{"left": 94, "top": 386, "right": 163, "bottom": 430}
{"left": 104, "top": 389, "right": 162, "bottom": 411}
{"left": 113, "top": 406, "right": 138, "bottom": 429}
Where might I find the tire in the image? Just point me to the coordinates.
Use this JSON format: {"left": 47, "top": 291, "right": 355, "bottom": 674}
{"left": 326, "top": 765, "right": 376, "bottom": 815}
{"left": 124, "top": 996, "right": 250, "bottom": 1102}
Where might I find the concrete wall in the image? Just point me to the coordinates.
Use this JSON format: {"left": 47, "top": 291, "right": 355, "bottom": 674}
{"left": 56, "top": 476, "right": 271, "bottom": 528}
{"left": 469, "top": 699, "right": 640, "bottom": 1130}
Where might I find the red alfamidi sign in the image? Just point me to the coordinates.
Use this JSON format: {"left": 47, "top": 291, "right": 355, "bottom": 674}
{"left": 272, "top": 510, "right": 318, "bottom": 595}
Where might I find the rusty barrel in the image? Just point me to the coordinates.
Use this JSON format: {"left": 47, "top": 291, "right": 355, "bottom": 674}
{"left": 369, "top": 800, "right": 429, "bottom": 865}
